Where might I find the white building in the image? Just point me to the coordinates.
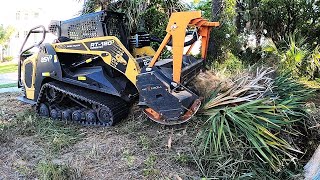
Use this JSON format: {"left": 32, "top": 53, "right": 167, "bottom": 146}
{"left": 0, "top": 0, "right": 83, "bottom": 61}
{"left": 4, "top": 8, "right": 50, "bottom": 58}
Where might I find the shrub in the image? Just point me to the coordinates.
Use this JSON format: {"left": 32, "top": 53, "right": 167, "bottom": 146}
{"left": 2, "top": 56, "right": 14, "bottom": 62}
{"left": 213, "top": 51, "right": 244, "bottom": 75}
{"left": 262, "top": 34, "right": 320, "bottom": 80}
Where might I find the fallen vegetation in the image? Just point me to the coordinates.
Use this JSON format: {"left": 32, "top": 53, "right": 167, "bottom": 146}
{"left": 191, "top": 66, "right": 320, "bottom": 178}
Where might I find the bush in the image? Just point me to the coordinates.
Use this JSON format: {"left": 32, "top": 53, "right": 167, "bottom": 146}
{"left": 262, "top": 34, "right": 320, "bottom": 80}
{"left": 212, "top": 51, "right": 244, "bottom": 75}
{"left": 2, "top": 56, "right": 13, "bottom": 62}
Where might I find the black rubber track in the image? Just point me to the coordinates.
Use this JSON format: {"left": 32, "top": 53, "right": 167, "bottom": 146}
{"left": 36, "top": 81, "right": 129, "bottom": 126}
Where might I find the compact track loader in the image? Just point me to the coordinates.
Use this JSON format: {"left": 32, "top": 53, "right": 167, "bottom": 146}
{"left": 18, "top": 11, "right": 219, "bottom": 126}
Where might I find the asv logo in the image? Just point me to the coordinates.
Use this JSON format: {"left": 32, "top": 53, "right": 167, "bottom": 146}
{"left": 40, "top": 55, "right": 53, "bottom": 63}
{"left": 90, "top": 40, "right": 114, "bottom": 49}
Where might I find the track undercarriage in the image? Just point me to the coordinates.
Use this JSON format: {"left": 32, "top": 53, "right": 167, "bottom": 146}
{"left": 36, "top": 81, "right": 129, "bottom": 126}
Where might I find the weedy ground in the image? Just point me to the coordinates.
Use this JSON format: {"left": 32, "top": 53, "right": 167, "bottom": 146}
{"left": 1, "top": 88, "right": 320, "bottom": 179}
{"left": 0, "top": 92, "right": 200, "bottom": 179}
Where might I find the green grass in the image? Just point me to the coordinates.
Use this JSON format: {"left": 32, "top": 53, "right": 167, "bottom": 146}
{"left": 122, "top": 149, "right": 135, "bottom": 167}
{"left": 0, "top": 63, "right": 18, "bottom": 74}
{"left": 0, "top": 83, "right": 16, "bottom": 88}
{"left": 36, "top": 159, "right": 81, "bottom": 180}
{"left": 143, "top": 153, "right": 159, "bottom": 177}
{"left": 139, "top": 134, "right": 150, "bottom": 150}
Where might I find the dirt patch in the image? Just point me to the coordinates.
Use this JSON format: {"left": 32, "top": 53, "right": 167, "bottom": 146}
{"left": 0, "top": 92, "right": 30, "bottom": 122}
{"left": 0, "top": 93, "right": 199, "bottom": 179}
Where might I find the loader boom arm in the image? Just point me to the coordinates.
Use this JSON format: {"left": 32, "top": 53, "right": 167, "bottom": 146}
{"left": 148, "top": 11, "right": 219, "bottom": 83}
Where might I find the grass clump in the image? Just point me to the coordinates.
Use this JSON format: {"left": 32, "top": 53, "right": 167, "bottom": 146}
{"left": 122, "top": 149, "right": 135, "bottom": 167}
{"left": 139, "top": 134, "right": 150, "bottom": 150}
{"left": 174, "top": 152, "right": 190, "bottom": 165}
{"left": 0, "top": 122, "right": 13, "bottom": 143}
{"left": 36, "top": 160, "right": 81, "bottom": 180}
{"left": 143, "top": 153, "right": 159, "bottom": 177}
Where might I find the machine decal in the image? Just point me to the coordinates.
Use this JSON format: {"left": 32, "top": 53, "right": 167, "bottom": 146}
{"left": 56, "top": 43, "right": 87, "bottom": 50}
{"left": 42, "top": 72, "right": 51, "bottom": 77}
{"left": 54, "top": 55, "right": 58, "bottom": 62}
{"left": 40, "top": 55, "right": 53, "bottom": 63}
{"left": 89, "top": 40, "right": 114, "bottom": 50}
{"left": 84, "top": 40, "right": 128, "bottom": 73}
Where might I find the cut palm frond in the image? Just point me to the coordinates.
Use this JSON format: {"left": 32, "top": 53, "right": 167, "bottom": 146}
{"left": 197, "top": 67, "right": 313, "bottom": 171}
{"left": 202, "top": 67, "right": 274, "bottom": 110}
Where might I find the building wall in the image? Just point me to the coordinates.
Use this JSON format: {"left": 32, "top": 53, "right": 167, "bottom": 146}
{"left": 5, "top": 8, "right": 55, "bottom": 59}
{"left": 0, "top": 0, "right": 83, "bottom": 62}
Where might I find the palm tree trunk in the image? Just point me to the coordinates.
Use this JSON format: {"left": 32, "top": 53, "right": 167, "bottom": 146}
{"left": 212, "top": 0, "right": 222, "bottom": 21}
{"left": 207, "top": 0, "right": 222, "bottom": 60}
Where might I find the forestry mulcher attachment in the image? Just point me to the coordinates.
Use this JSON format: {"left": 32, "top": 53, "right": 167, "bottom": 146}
{"left": 18, "top": 11, "right": 219, "bottom": 126}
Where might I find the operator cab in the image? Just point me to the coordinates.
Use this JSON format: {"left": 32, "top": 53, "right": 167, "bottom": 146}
{"left": 48, "top": 11, "right": 129, "bottom": 49}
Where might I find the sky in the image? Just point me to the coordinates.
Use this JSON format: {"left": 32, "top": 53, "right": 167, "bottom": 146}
{"left": 0, "top": 0, "right": 196, "bottom": 26}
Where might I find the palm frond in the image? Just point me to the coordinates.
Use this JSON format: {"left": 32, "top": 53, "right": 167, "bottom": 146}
{"left": 196, "top": 67, "right": 313, "bottom": 171}
{"left": 202, "top": 67, "right": 274, "bottom": 110}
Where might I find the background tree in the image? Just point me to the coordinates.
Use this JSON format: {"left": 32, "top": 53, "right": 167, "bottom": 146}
{"left": 238, "top": 0, "right": 320, "bottom": 46}
{"left": 0, "top": 25, "right": 14, "bottom": 62}
{"left": 80, "top": 0, "right": 186, "bottom": 36}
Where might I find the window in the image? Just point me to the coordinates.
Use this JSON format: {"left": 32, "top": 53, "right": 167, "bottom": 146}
{"left": 24, "top": 13, "right": 28, "bottom": 20}
{"left": 34, "top": 12, "right": 39, "bottom": 18}
{"left": 15, "top": 32, "right": 19, "bottom": 38}
{"left": 24, "top": 31, "right": 28, "bottom": 37}
{"left": 16, "top": 11, "right": 20, "bottom": 20}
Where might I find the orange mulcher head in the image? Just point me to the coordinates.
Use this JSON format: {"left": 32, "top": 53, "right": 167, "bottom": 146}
{"left": 144, "top": 99, "right": 201, "bottom": 125}
{"left": 136, "top": 11, "right": 219, "bottom": 125}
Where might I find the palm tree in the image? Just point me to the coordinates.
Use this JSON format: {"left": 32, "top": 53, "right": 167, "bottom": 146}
{"left": 80, "top": 0, "right": 187, "bottom": 34}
